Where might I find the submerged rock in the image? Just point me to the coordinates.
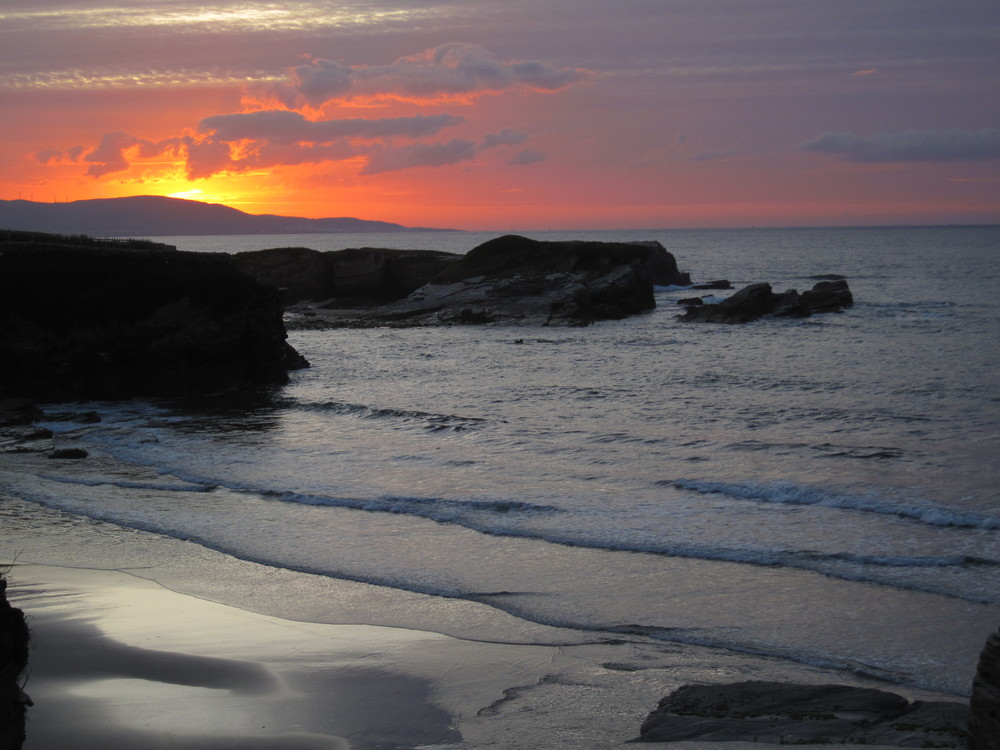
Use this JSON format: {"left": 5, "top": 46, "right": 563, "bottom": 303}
{"left": 0, "top": 240, "right": 308, "bottom": 402}
{"left": 47, "top": 447, "right": 89, "bottom": 459}
{"left": 632, "top": 681, "right": 969, "bottom": 746}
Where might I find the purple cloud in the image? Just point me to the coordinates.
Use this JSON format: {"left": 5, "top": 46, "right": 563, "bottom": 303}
{"left": 507, "top": 149, "right": 546, "bottom": 166}
{"left": 360, "top": 139, "right": 480, "bottom": 175}
{"left": 801, "top": 129, "right": 1000, "bottom": 163}
{"left": 273, "top": 43, "right": 593, "bottom": 106}
{"left": 200, "top": 111, "right": 465, "bottom": 143}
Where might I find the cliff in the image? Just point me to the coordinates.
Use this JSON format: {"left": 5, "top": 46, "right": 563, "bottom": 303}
{"left": 0, "top": 237, "right": 307, "bottom": 402}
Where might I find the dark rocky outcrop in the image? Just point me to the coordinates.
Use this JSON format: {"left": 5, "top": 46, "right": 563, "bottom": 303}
{"left": 970, "top": 627, "right": 1000, "bottom": 750}
{"left": 0, "top": 576, "right": 30, "bottom": 750}
{"left": 632, "top": 681, "right": 969, "bottom": 746}
{"left": 0, "top": 239, "right": 308, "bottom": 402}
{"left": 679, "top": 279, "right": 853, "bottom": 323}
{"left": 288, "top": 235, "right": 691, "bottom": 327}
{"left": 234, "top": 246, "right": 461, "bottom": 306}
{"left": 0, "top": 399, "right": 41, "bottom": 428}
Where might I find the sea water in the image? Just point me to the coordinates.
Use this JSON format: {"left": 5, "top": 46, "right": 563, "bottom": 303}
{"left": 2, "top": 226, "right": 999, "bottom": 719}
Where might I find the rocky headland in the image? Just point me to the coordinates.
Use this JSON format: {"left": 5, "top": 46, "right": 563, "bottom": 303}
{"left": 0, "top": 233, "right": 307, "bottom": 403}
{"left": 242, "top": 234, "right": 692, "bottom": 327}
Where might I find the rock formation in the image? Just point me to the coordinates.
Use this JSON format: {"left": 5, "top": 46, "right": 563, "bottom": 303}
{"left": 632, "top": 681, "right": 969, "bottom": 746}
{"left": 970, "top": 626, "right": 1000, "bottom": 750}
{"left": 234, "top": 246, "right": 460, "bottom": 306}
{"left": 679, "top": 278, "right": 853, "bottom": 323}
{"left": 283, "top": 235, "right": 691, "bottom": 327}
{"left": 0, "top": 238, "right": 308, "bottom": 402}
{"left": 0, "top": 576, "right": 29, "bottom": 750}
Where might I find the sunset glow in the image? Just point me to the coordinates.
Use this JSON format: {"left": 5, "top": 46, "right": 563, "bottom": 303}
{"left": 2, "top": 1, "right": 998, "bottom": 230}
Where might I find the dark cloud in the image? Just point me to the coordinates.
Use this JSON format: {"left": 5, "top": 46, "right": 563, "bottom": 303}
{"left": 199, "top": 111, "right": 464, "bottom": 143}
{"left": 507, "top": 149, "right": 545, "bottom": 166}
{"left": 480, "top": 129, "right": 529, "bottom": 149}
{"left": 361, "top": 139, "right": 479, "bottom": 175}
{"left": 271, "top": 43, "right": 593, "bottom": 106}
{"left": 80, "top": 133, "right": 181, "bottom": 177}
{"left": 84, "top": 132, "right": 140, "bottom": 177}
{"left": 35, "top": 146, "right": 85, "bottom": 165}
{"left": 801, "top": 129, "right": 1000, "bottom": 163}
{"left": 359, "top": 126, "right": 535, "bottom": 175}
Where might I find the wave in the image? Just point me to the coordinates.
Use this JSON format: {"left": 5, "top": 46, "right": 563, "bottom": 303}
{"left": 672, "top": 478, "right": 1000, "bottom": 530}
{"left": 20, "top": 465, "right": 1000, "bottom": 605}
{"left": 258, "top": 488, "right": 1000, "bottom": 604}
{"left": 270, "top": 491, "right": 560, "bottom": 522}
{"left": 294, "top": 398, "right": 489, "bottom": 432}
{"left": 38, "top": 473, "right": 216, "bottom": 493}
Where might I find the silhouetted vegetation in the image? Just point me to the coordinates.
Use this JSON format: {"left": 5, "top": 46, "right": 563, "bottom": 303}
{"left": 0, "top": 228, "right": 175, "bottom": 251}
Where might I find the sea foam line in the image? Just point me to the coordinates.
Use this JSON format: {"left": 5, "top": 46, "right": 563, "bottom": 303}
{"left": 38, "top": 473, "right": 216, "bottom": 493}
{"left": 22, "top": 464, "right": 1000, "bottom": 606}
{"left": 294, "top": 398, "right": 489, "bottom": 431}
{"left": 673, "top": 478, "right": 1000, "bottom": 530}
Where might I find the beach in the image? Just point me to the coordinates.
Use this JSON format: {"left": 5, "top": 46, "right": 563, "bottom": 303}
{"left": 2, "top": 225, "right": 998, "bottom": 748}
{"left": 5, "top": 556, "right": 973, "bottom": 750}
{"left": 1, "top": 429, "right": 986, "bottom": 749}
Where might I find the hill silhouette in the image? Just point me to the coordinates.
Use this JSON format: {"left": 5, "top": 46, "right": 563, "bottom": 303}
{"left": 0, "top": 196, "right": 451, "bottom": 236}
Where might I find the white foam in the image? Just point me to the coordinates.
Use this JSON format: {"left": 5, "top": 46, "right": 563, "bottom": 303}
{"left": 674, "top": 478, "right": 1000, "bottom": 530}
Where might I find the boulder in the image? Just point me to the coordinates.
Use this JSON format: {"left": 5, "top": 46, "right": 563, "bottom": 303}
{"left": 970, "top": 627, "right": 1000, "bottom": 750}
{"left": 234, "top": 246, "right": 461, "bottom": 306}
{"left": 0, "top": 399, "right": 40, "bottom": 427}
{"left": 680, "top": 279, "right": 853, "bottom": 323}
{"left": 0, "top": 240, "right": 308, "bottom": 402}
{"left": 679, "top": 282, "right": 779, "bottom": 323}
{"left": 48, "top": 448, "right": 89, "bottom": 459}
{"left": 300, "top": 235, "right": 691, "bottom": 327}
{"left": 632, "top": 681, "right": 969, "bottom": 746}
{"left": 800, "top": 278, "right": 854, "bottom": 312}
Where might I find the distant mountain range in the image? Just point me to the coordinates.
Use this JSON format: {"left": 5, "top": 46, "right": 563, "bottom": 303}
{"left": 0, "top": 196, "right": 454, "bottom": 236}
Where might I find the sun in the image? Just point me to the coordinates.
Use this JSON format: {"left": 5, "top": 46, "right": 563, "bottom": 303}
{"left": 166, "top": 189, "right": 206, "bottom": 200}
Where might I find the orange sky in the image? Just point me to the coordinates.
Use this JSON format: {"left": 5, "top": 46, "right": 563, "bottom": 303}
{"left": 2, "top": 1, "right": 998, "bottom": 230}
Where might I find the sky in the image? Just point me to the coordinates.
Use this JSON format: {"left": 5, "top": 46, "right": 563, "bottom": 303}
{"left": 1, "top": 0, "right": 999, "bottom": 230}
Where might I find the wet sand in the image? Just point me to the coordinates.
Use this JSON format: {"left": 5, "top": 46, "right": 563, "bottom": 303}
{"left": 9, "top": 564, "right": 553, "bottom": 750}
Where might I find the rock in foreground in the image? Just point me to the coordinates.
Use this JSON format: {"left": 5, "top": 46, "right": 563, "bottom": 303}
{"left": 293, "top": 235, "right": 691, "bottom": 326}
{"left": 0, "top": 576, "right": 30, "bottom": 750}
{"left": 970, "top": 627, "right": 1000, "bottom": 750}
{"left": 632, "top": 681, "right": 968, "bottom": 746}
{"left": 0, "top": 241, "right": 307, "bottom": 401}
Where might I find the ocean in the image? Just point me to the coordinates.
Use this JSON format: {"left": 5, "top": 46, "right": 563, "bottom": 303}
{"left": 2, "top": 225, "right": 999, "bottom": 747}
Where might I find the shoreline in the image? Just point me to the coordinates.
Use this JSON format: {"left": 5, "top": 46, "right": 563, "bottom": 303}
{"left": 7, "top": 562, "right": 971, "bottom": 750}
{"left": 0, "top": 445, "right": 981, "bottom": 748}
